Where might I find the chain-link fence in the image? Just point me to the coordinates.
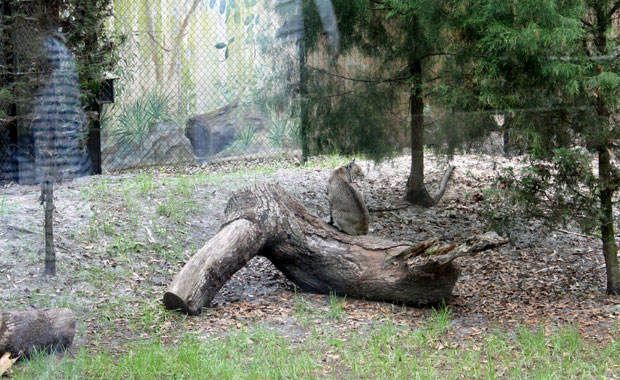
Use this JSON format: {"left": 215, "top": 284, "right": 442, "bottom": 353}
{"left": 1, "top": 0, "right": 94, "bottom": 185}
{"left": 0, "top": 0, "right": 308, "bottom": 184}
{"left": 0, "top": 0, "right": 375, "bottom": 182}
{"left": 100, "top": 0, "right": 304, "bottom": 172}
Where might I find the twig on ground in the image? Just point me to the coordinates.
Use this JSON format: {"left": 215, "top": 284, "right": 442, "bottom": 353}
{"left": 555, "top": 229, "right": 594, "bottom": 240}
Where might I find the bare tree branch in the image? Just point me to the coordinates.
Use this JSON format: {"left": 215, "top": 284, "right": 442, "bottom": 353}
{"left": 306, "top": 65, "right": 408, "bottom": 84}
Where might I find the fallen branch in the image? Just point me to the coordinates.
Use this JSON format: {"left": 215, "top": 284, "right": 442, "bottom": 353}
{"left": 164, "top": 184, "right": 505, "bottom": 315}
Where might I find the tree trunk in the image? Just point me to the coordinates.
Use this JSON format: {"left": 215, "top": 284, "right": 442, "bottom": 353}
{"left": 598, "top": 148, "right": 620, "bottom": 295}
{"left": 0, "top": 309, "right": 75, "bottom": 357}
{"left": 405, "top": 57, "right": 435, "bottom": 206}
{"left": 591, "top": 4, "right": 620, "bottom": 296}
{"left": 164, "top": 184, "right": 505, "bottom": 315}
{"left": 404, "top": 58, "right": 453, "bottom": 206}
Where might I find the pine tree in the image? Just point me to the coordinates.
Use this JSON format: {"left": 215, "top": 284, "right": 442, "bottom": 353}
{"left": 445, "top": 0, "right": 620, "bottom": 294}
{"left": 301, "top": 0, "right": 454, "bottom": 206}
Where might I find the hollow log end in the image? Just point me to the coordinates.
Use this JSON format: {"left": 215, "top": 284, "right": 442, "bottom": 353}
{"left": 163, "top": 291, "right": 202, "bottom": 315}
{"left": 163, "top": 291, "right": 188, "bottom": 313}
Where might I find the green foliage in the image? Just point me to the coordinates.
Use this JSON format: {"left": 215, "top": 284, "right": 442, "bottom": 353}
{"left": 230, "top": 125, "right": 256, "bottom": 152}
{"left": 211, "top": 0, "right": 261, "bottom": 60}
{"left": 0, "top": 0, "right": 123, "bottom": 127}
{"left": 111, "top": 89, "right": 173, "bottom": 148}
{"left": 486, "top": 148, "right": 600, "bottom": 237}
{"left": 144, "top": 90, "right": 173, "bottom": 122}
{"left": 424, "top": 110, "right": 501, "bottom": 155}
{"left": 59, "top": 0, "right": 125, "bottom": 103}
{"left": 429, "top": 0, "right": 589, "bottom": 156}
{"left": 0, "top": 88, "right": 11, "bottom": 102}
{"left": 113, "top": 99, "right": 152, "bottom": 147}
{"left": 266, "top": 112, "right": 289, "bottom": 149}
{"left": 327, "top": 291, "right": 346, "bottom": 319}
{"left": 303, "top": 0, "right": 390, "bottom": 55}
{"left": 305, "top": 73, "right": 403, "bottom": 160}
{"left": 444, "top": 0, "right": 614, "bottom": 146}
{"left": 298, "top": 0, "right": 454, "bottom": 161}
{"left": 441, "top": 1, "right": 620, "bottom": 263}
{"left": 301, "top": 0, "right": 400, "bottom": 160}
{"left": 482, "top": 184, "right": 522, "bottom": 240}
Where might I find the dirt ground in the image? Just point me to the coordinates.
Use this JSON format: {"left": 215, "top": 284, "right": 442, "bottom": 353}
{"left": 1, "top": 152, "right": 619, "bottom": 351}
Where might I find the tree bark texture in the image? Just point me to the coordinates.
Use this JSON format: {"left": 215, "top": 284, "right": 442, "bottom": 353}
{"left": 0, "top": 308, "right": 75, "bottom": 357}
{"left": 164, "top": 184, "right": 505, "bottom": 315}
{"left": 405, "top": 56, "right": 436, "bottom": 207}
{"left": 598, "top": 148, "right": 620, "bottom": 295}
{"left": 404, "top": 54, "right": 454, "bottom": 207}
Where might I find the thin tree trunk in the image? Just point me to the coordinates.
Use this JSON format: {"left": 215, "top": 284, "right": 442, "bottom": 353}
{"left": 598, "top": 148, "right": 620, "bottom": 295}
{"left": 166, "top": 0, "right": 200, "bottom": 81}
{"left": 142, "top": 0, "right": 162, "bottom": 83}
{"left": 404, "top": 58, "right": 453, "bottom": 206}
{"left": 405, "top": 58, "right": 436, "bottom": 207}
{"left": 502, "top": 115, "right": 512, "bottom": 157}
{"left": 591, "top": 4, "right": 620, "bottom": 295}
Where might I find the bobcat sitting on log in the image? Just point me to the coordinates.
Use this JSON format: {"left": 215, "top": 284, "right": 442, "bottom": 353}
{"left": 328, "top": 161, "right": 369, "bottom": 235}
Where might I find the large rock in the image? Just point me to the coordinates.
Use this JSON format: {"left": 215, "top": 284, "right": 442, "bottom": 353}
{"left": 185, "top": 102, "right": 269, "bottom": 159}
{"left": 141, "top": 122, "right": 196, "bottom": 165}
{"left": 102, "top": 121, "right": 196, "bottom": 171}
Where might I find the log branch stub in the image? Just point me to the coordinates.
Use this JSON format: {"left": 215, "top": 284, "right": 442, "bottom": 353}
{"left": 164, "top": 184, "right": 505, "bottom": 315}
{"left": 0, "top": 308, "right": 75, "bottom": 357}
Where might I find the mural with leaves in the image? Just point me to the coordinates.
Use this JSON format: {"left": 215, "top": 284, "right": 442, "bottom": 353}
{"left": 101, "top": 0, "right": 300, "bottom": 170}
{"left": 110, "top": 0, "right": 268, "bottom": 113}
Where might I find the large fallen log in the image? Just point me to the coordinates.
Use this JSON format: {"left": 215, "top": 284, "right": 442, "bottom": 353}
{"left": 0, "top": 308, "right": 75, "bottom": 357}
{"left": 164, "top": 184, "right": 505, "bottom": 315}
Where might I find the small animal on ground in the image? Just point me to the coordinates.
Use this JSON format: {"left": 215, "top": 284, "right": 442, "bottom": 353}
{"left": 327, "top": 161, "right": 369, "bottom": 235}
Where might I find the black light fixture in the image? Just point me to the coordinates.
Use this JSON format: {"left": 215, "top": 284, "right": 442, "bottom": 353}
{"left": 97, "top": 77, "right": 116, "bottom": 104}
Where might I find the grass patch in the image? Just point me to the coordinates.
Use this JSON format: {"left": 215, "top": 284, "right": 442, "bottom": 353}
{"left": 12, "top": 329, "right": 321, "bottom": 380}
{"left": 328, "top": 291, "right": 346, "bottom": 320}
{"left": 293, "top": 287, "right": 310, "bottom": 326}
{"left": 10, "top": 318, "right": 620, "bottom": 380}
{"left": 0, "top": 195, "right": 15, "bottom": 215}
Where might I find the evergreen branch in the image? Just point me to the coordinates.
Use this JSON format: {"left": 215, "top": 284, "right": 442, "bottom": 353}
{"left": 367, "top": 0, "right": 404, "bottom": 15}
{"left": 306, "top": 65, "right": 407, "bottom": 84}
{"left": 419, "top": 52, "right": 461, "bottom": 60}
{"left": 368, "top": 0, "right": 388, "bottom": 9}
{"left": 318, "top": 90, "right": 357, "bottom": 99}
{"left": 610, "top": 1, "right": 620, "bottom": 17}
{"left": 424, "top": 112, "right": 447, "bottom": 127}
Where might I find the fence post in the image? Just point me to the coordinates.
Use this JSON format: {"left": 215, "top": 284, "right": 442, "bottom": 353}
{"left": 86, "top": 100, "right": 102, "bottom": 175}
